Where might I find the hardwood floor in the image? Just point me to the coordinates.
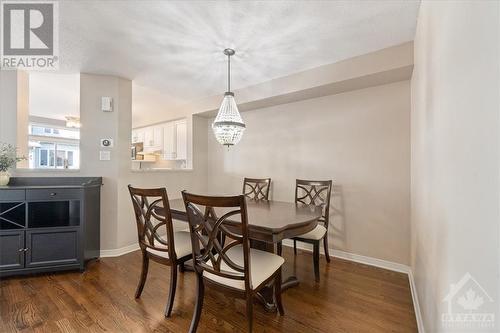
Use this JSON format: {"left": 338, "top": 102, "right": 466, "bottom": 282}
{"left": 0, "top": 247, "right": 417, "bottom": 333}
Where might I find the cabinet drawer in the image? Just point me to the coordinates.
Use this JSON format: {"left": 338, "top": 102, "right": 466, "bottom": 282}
{"left": 25, "top": 228, "right": 79, "bottom": 267}
{"left": 0, "top": 190, "right": 25, "bottom": 201}
{"left": 26, "top": 188, "right": 81, "bottom": 201}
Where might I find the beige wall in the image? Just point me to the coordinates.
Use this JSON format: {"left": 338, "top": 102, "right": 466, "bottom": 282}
{"left": 207, "top": 81, "right": 411, "bottom": 265}
{"left": 411, "top": 1, "right": 500, "bottom": 332}
{"left": 1, "top": 46, "right": 414, "bottom": 267}
{"left": 2, "top": 73, "right": 208, "bottom": 251}
{"left": 16, "top": 71, "right": 29, "bottom": 168}
{"left": 0, "top": 71, "right": 18, "bottom": 145}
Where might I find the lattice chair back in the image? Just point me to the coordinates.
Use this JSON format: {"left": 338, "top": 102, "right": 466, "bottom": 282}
{"left": 128, "top": 185, "right": 176, "bottom": 261}
{"left": 242, "top": 177, "right": 271, "bottom": 201}
{"left": 295, "top": 179, "right": 332, "bottom": 229}
{"left": 182, "top": 191, "right": 252, "bottom": 290}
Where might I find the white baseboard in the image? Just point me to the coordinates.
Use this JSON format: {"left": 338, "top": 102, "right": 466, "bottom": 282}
{"left": 281, "top": 239, "right": 410, "bottom": 273}
{"left": 408, "top": 269, "right": 425, "bottom": 333}
{"left": 100, "top": 243, "right": 139, "bottom": 257}
{"left": 282, "top": 240, "right": 424, "bottom": 332}
{"left": 101, "top": 239, "right": 424, "bottom": 332}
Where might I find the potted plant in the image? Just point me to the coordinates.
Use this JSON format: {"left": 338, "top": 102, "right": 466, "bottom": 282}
{"left": 0, "top": 143, "right": 25, "bottom": 186}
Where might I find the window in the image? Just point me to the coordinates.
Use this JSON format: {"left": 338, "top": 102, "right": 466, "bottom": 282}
{"left": 67, "top": 151, "right": 74, "bottom": 167}
{"left": 28, "top": 124, "right": 80, "bottom": 169}
{"left": 40, "top": 150, "right": 48, "bottom": 166}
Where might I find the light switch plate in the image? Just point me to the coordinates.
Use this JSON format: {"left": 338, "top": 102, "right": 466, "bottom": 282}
{"left": 101, "top": 97, "right": 113, "bottom": 112}
{"left": 99, "top": 151, "right": 111, "bottom": 161}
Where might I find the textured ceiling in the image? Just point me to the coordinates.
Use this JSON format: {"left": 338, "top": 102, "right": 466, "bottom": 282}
{"left": 58, "top": 0, "right": 420, "bottom": 111}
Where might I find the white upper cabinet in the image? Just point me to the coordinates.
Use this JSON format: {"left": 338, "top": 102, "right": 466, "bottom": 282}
{"left": 133, "top": 118, "right": 187, "bottom": 160}
{"left": 163, "top": 121, "right": 176, "bottom": 159}
{"left": 175, "top": 120, "right": 187, "bottom": 160}
{"left": 132, "top": 129, "right": 145, "bottom": 144}
{"left": 162, "top": 119, "right": 188, "bottom": 160}
{"left": 143, "top": 125, "right": 163, "bottom": 152}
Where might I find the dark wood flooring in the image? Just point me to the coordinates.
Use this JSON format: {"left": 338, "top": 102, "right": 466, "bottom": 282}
{"left": 0, "top": 247, "right": 417, "bottom": 333}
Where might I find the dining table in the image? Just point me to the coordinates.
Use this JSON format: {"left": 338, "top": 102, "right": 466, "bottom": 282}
{"left": 166, "top": 197, "right": 323, "bottom": 311}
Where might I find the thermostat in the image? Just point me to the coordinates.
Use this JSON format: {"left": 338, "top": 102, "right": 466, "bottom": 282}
{"left": 100, "top": 138, "right": 114, "bottom": 148}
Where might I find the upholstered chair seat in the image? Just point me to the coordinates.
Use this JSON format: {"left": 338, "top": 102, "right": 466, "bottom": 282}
{"left": 203, "top": 245, "right": 285, "bottom": 290}
{"left": 146, "top": 231, "right": 193, "bottom": 259}
{"left": 296, "top": 224, "right": 327, "bottom": 241}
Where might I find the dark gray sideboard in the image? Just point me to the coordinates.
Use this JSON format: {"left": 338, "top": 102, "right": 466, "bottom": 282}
{"left": 0, "top": 177, "right": 102, "bottom": 277}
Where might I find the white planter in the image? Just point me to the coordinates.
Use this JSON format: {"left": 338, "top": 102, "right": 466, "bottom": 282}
{"left": 0, "top": 172, "right": 10, "bottom": 186}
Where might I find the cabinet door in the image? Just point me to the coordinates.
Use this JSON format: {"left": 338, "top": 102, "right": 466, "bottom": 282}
{"left": 136, "top": 129, "right": 145, "bottom": 144}
{"left": 144, "top": 127, "right": 154, "bottom": 147}
{"left": 25, "top": 228, "right": 79, "bottom": 268}
{"left": 153, "top": 126, "right": 163, "bottom": 147}
{"left": 0, "top": 231, "right": 25, "bottom": 270}
{"left": 175, "top": 120, "right": 187, "bottom": 160}
{"left": 163, "top": 122, "right": 176, "bottom": 159}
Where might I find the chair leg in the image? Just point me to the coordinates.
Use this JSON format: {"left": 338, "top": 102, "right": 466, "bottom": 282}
{"left": 246, "top": 295, "right": 254, "bottom": 333}
{"left": 277, "top": 241, "right": 282, "bottom": 256}
{"left": 179, "top": 262, "right": 186, "bottom": 273}
{"left": 323, "top": 235, "right": 331, "bottom": 263}
{"left": 165, "top": 264, "right": 178, "bottom": 317}
{"left": 189, "top": 273, "right": 204, "bottom": 333}
{"left": 293, "top": 239, "right": 297, "bottom": 255}
{"left": 313, "top": 241, "right": 320, "bottom": 282}
{"left": 135, "top": 251, "right": 149, "bottom": 299}
{"left": 274, "top": 269, "right": 285, "bottom": 316}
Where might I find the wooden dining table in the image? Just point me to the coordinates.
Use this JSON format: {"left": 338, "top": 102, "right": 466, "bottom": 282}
{"left": 166, "top": 198, "right": 323, "bottom": 311}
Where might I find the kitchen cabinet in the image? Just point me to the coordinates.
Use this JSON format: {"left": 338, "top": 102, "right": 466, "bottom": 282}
{"left": 175, "top": 120, "right": 187, "bottom": 160}
{"left": 163, "top": 119, "right": 187, "bottom": 160}
{"left": 132, "top": 129, "right": 145, "bottom": 144}
{"left": 163, "top": 122, "right": 175, "bottom": 159}
{"left": 144, "top": 126, "right": 163, "bottom": 152}
{"left": 132, "top": 119, "right": 188, "bottom": 161}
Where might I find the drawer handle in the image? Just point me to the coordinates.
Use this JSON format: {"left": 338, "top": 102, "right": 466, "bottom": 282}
{"left": 50, "top": 192, "right": 57, "bottom": 196}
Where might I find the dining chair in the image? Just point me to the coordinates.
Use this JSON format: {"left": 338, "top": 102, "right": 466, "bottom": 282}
{"left": 128, "top": 185, "right": 193, "bottom": 317}
{"left": 278, "top": 179, "right": 332, "bottom": 282}
{"left": 242, "top": 177, "right": 271, "bottom": 200}
{"left": 182, "top": 191, "right": 285, "bottom": 333}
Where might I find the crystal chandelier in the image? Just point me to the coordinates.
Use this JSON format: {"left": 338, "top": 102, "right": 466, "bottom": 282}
{"left": 212, "top": 48, "right": 245, "bottom": 147}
